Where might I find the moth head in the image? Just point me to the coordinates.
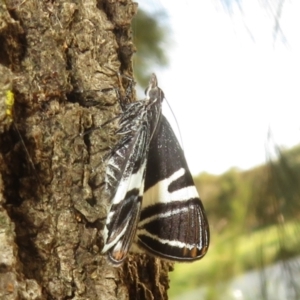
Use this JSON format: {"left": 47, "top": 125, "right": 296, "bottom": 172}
{"left": 144, "top": 73, "right": 164, "bottom": 102}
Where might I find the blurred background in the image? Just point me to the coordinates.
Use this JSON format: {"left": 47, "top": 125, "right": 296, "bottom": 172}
{"left": 132, "top": 0, "right": 300, "bottom": 299}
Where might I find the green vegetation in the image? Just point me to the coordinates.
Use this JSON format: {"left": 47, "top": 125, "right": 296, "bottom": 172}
{"left": 132, "top": 9, "right": 170, "bottom": 87}
{"left": 169, "top": 144, "right": 300, "bottom": 299}
{"left": 169, "top": 221, "right": 300, "bottom": 297}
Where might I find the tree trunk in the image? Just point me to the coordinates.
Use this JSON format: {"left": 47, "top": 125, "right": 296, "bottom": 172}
{"left": 0, "top": 1, "right": 172, "bottom": 299}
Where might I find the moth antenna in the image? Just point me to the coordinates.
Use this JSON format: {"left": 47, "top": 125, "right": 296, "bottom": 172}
{"left": 5, "top": 89, "right": 42, "bottom": 187}
{"left": 164, "top": 97, "right": 184, "bottom": 151}
{"left": 13, "top": 124, "right": 42, "bottom": 187}
{"left": 103, "top": 66, "right": 136, "bottom": 108}
{"left": 79, "top": 115, "right": 120, "bottom": 137}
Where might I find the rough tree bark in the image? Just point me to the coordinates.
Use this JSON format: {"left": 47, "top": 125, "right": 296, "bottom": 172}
{"left": 0, "top": 0, "right": 172, "bottom": 299}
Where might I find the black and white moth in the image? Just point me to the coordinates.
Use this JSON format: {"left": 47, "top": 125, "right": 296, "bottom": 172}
{"left": 102, "top": 74, "right": 209, "bottom": 265}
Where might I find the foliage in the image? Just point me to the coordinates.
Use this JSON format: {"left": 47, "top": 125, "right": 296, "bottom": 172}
{"left": 194, "top": 144, "right": 300, "bottom": 233}
{"left": 132, "top": 9, "right": 170, "bottom": 87}
{"left": 169, "top": 220, "right": 300, "bottom": 298}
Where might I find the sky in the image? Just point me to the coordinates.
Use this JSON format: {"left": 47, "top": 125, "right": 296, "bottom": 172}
{"left": 138, "top": 0, "right": 300, "bottom": 175}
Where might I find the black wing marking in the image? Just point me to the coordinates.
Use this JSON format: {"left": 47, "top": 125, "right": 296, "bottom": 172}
{"left": 136, "top": 115, "right": 210, "bottom": 261}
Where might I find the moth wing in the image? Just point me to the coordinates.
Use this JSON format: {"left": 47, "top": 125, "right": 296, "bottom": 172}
{"left": 102, "top": 124, "right": 150, "bottom": 265}
{"left": 136, "top": 115, "right": 210, "bottom": 261}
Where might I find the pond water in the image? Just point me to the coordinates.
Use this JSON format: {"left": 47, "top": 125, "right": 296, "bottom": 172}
{"left": 172, "top": 256, "right": 300, "bottom": 300}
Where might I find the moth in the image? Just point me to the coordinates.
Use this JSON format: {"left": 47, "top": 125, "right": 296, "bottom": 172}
{"left": 101, "top": 74, "right": 209, "bottom": 265}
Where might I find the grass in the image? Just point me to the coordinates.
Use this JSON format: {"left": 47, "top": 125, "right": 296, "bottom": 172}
{"left": 168, "top": 220, "right": 300, "bottom": 299}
